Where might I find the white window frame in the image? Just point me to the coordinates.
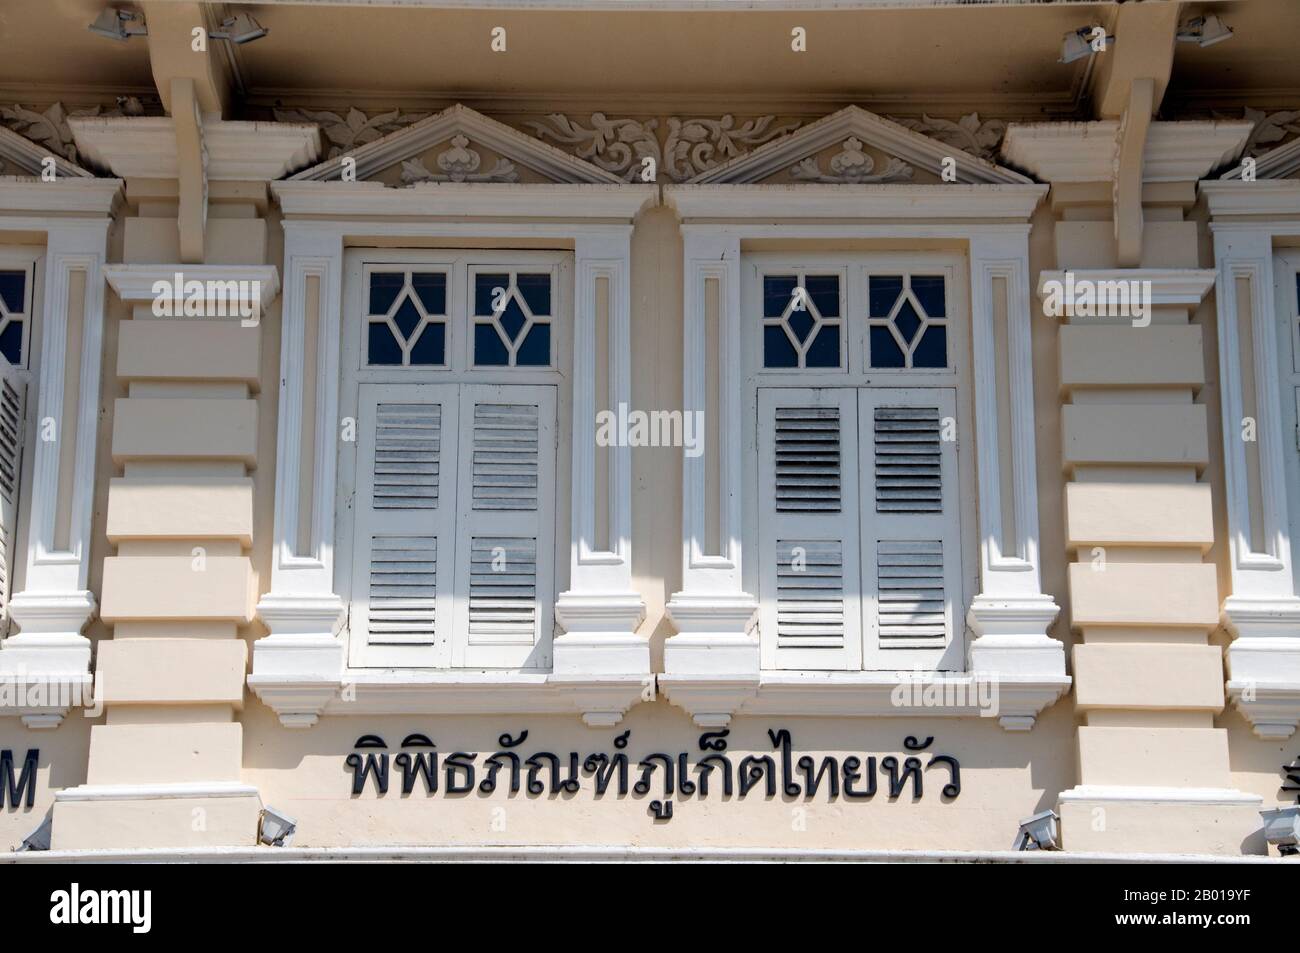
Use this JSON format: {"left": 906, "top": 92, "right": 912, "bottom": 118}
{"left": 249, "top": 182, "right": 655, "bottom": 727}
{"left": 659, "top": 184, "right": 1068, "bottom": 728}
{"left": 336, "top": 249, "right": 569, "bottom": 671}
{"left": 741, "top": 252, "right": 978, "bottom": 673}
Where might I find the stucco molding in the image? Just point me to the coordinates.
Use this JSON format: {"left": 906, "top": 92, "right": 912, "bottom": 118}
{"left": 103, "top": 264, "right": 281, "bottom": 310}
{"left": 690, "top": 105, "right": 1031, "bottom": 185}
{"left": 67, "top": 116, "right": 322, "bottom": 181}
{"left": 1036, "top": 269, "right": 1218, "bottom": 308}
{"left": 664, "top": 183, "right": 1047, "bottom": 220}
{"left": 1201, "top": 179, "right": 1300, "bottom": 217}
{"left": 0, "top": 178, "right": 123, "bottom": 216}
{"left": 0, "top": 126, "right": 92, "bottom": 179}
{"left": 1001, "top": 120, "right": 1253, "bottom": 183}
{"left": 272, "top": 179, "right": 658, "bottom": 219}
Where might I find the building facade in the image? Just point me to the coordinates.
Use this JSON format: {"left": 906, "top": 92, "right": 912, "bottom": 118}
{"left": 0, "top": 0, "right": 1298, "bottom": 858}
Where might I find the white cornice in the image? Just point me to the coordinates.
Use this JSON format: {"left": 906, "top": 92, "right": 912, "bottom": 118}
{"left": 272, "top": 180, "right": 658, "bottom": 219}
{"left": 692, "top": 105, "right": 1031, "bottom": 186}
{"left": 103, "top": 264, "right": 281, "bottom": 309}
{"left": 68, "top": 117, "right": 322, "bottom": 181}
{"left": 1222, "top": 136, "right": 1300, "bottom": 181}
{"left": 1201, "top": 179, "right": 1300, "bottom": 217}
{"left": 1001, "top": 120, "right": 1253, "bottom": 183}
{"left": 664, "top": 183, "right": 1047, "bottom": 220}
{"left": 0, "top": 126, "right": 92, "bottom": 179}
{"left": 289, "top": 103, "right": 622, "bottom": 185}
{"left": 1036, "top": 269, "right": 1217, "bottom": 306}
{"left": 0, "top": 177, "right": 123, "bottom": 215}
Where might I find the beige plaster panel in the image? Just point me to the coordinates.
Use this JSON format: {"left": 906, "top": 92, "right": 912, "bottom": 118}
{"left": 0, "top": 715, "right": 94, "bottom": 851}
{"left": 1052, "top": 221, "right": 1199, "bottom": 271}
{"left": 95, "top": 638, "right": 247, "bottom": 705}
{"left": 86, "top": 723, "right": 244, "bottom": 785}
{"left": 112, "top": 397, "right": 258, "bottom": 465}
{"left": 100, "top": 555, "right": 256, "bottom": 623}
{"left": 1064, "top": 482, "right": 1214, "bottom": 549}
{"left": 123, "top": 216, "right": 268, "bottom": 266}
{"left": 106, "top": 477, "right": 255, "bottom": 545}
{"left": 117, "top": 320, "right": 261, "bottom": 385}
{"left": 1076, "top": 726, "right": 1231, "bottom": 788}
{"left": 52, "top": 794, "right": 261, "bottom": 850}
{"left": 1068, "top": 561, "right": 1219, "bottom": 628}
{"left": 1060, "top": 799, "right": 1264, "bottom": 855}
{"left": 1058, "top": 326, "right": 1205, "bottom": 391}
{"left": 1073, "top": 642, "right": 1225, "bottom": 711}
{"left": 1061, "top": 404, "right": 1209, "bottom": 468}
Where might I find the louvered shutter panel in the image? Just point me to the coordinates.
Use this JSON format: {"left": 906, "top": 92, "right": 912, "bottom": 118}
{"left": 452, "top": 384, "right": 556, "bottom": 669}
{"left": 859, "top": 388, "right": 961, "bottom": 670}
{"left": 350, "top": 383, "right": 460, "bottom": 667}
{"left": 0, "top": 370, "right": 23, "bottom": 633}
{"left": 758, "top": 387, "right": 862, "bottom": 670}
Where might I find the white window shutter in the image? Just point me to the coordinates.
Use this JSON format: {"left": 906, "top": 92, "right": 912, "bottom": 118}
{"left": 349, "top": 383, "right": 460, "bottom": 668}
{"left": 451, "top": 384, "right": 556, "bottom": 669}
{"left": 0, "top": 369, "right": 23, "bottom": 632}
{"left": 859, "top": 388, "right": 962, "bottom": 670}
{"left": 758, "top": 387, "right": 862, "bottom": 671}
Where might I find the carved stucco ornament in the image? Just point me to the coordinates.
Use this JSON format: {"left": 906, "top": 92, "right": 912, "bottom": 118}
{"left": 272, "top": 106, "right": 431, "bottom": 160}
{"left": 400, "top": 134, "right": 519, "bottom": 184}
{"left": 0, "top": 98, "right": 143, "bottom": 165}
{"left": 1237, "top": 107, "right": 1300, "bottom": 158}
{"left": 887, "top": 112, "right": 1008, "bottom": 163}
{"left": 790, "top": 137, "right": 913, "bottom": 183}
{"left": 527, "top": 112, "right": 801, "bottom": 182}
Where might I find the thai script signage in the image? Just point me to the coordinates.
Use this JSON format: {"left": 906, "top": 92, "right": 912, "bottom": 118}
{"left": 346, "top": 729, "right": 960, "bottom": 820}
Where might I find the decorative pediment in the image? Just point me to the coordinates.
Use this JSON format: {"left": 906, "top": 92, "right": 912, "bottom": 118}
{"left": 1221, "top": 134, "right": 1300, "bottom": 180}
{"left": 689, "top": 106, "right": 1031, "bottom": 186}
{"left": 288, "top": 104, "right": 621, "bottom": 185}
{"left": 0, "top": 124, "right": 92, "bottom": 178}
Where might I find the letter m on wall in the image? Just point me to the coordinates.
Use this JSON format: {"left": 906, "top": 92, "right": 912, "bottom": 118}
{"left": 0, "top": 748, "right": 37, "bottom": 809}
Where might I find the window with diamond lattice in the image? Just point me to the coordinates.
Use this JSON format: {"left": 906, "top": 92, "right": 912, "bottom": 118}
{"left": 365, "top": 268, "right": 449, "bottom": 367}
{"left": 472, "top": 270, "right": 552, "bottom": 368}
{"left": 0, "top": 268, "right": 32, "bottom": 368}
{"left": 867, "top": 274, "right": 948, "bottom": 369}
{"left": 762, "top": 272, "right": 843, "bottom": 369}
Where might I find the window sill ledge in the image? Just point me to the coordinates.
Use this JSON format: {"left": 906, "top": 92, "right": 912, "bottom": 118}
{"left": 660, "top": 670, "right": 1070, "bottom": 729}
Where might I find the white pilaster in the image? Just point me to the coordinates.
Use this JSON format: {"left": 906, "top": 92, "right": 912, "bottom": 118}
{"left": 1210, "top": 221, "right": 1300, "bottom": 738}
{"left": 661, "top": 229, "right": 761, "bottom": 726}
{"left": 248, "top": 225, "right": 347, "bottom": 727}
{"left": 551, "top": 229, "right": 650, "bottom": 726}
{"left": 965, "top": 230, "right": 1069, "bottom": 725}
{"left": 0, "top": 208, "right": 117, "bottom": 728}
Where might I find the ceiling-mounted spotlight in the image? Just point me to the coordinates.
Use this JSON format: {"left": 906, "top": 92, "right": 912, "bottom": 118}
{"left": 209, "top": 13, "right": 268, "bottom": 45}
{"left": 87, "top": 7, "right": 147, "bottom": 42}
{"left": 1059, "top": 26, "right": 1115, "bottom": 65}
{"left": 1176, "top": 14, "right": 1234, "bottom": 48}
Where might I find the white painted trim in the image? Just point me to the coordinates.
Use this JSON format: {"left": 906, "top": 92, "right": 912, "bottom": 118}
{"left": 1036, "top": 269, "right": 1217, "bottom": 307}
{"left": 68, "top": 116, "right": 322, "bottom": 181}
{"left": 665, "top": 184, "right": 1046, "bottom": 220}
{"left": 273, "top": 181, "right": 657, "bottom": 219}
{"left": 103, "top": 264, "right": 280, "bottom": 310}
{"left": 55, "top": 781, "right": 261, "bottom": 802}
{"left": 1201, "top": 180, "right": 1300, "bottom": 218}
{"left": 690, "top": 104, "right": 1033, "bottom": 186}
{"left": 0, "top": 178, "right": 122, "bottom": 215}
{"left": 0, "top": 127, "right": 92, "bottom": 179}
{"left": 289, "top": 103, "right": 622, "bottom": 184}
{"left": 1222, "top": 137, "right": 1300, "bottom": 181}
{"left": 1, "top": 845, "right": 1283, "bottom": 865}
{"left": 1058, "top": 785, "right": 1265, "bottom": 807}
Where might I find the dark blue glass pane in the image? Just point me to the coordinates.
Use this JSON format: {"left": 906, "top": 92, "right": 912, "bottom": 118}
{"left": 368, "top": 272, "right": 403, "bottom": 315}
{"left": 516, "top": 273, "right": 551, "bottom": 316}
{"left": 516, "top": 323, "right": 550, "bottom": 366}
{"left": 805, "top": 325, "right": 840, "bottom": 368}
{"left": 763, "top": 275, "right": 798, "bottom": 317}
{"left": 910, "top": 275, "right": 946, "bottom": 317}
{"left": 869, "top": 276, "right": 904, "bottom": 317}
{"left": 410, "top": 272, "right": 446, "bottom": 314}
{"left": 475, "top": 274, "right": 510, "bottom": 315}
{"left": 499, "top": 298, "right": 528, "bottom": 342}
{"left": 763, "top": 326, "right": 798, "bottom": 368}
{"left": 892, "top": 299, "right": 923, "bottom": 345}
{"left": 913, "top": 324, "right": 947, "bottom": 368}
{"left": 0, "top": 321, "right": 21, "bottom": 365}
{"left": 409, "top": 321, "right": 445, "bottom": 366}
{"left": 870, "top": 325, "right": 905, "bottom": 368}
{"left": 0, "top": 272, "right": 25, "bottom": 314}
{"left": 391, "top": 297, "right": 422, "bottom": 341}
{"left": 367, "top": 322, "right": 402, "bottom": 365}
{"left": 475, "top": 323, "right": 510, "bottom": 366}
{"left": 786, "top": 308, "right": 815, "bottom": 345}
{"left": 805, "top": 274, "right": 840, "bottom": 318}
